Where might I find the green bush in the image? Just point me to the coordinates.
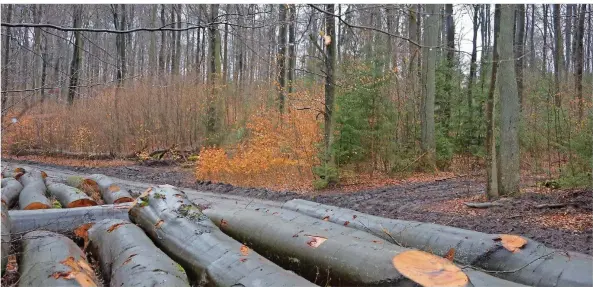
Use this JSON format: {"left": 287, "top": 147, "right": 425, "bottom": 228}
{"left": 312, "top": 164, "right": 339, "bottom": 190}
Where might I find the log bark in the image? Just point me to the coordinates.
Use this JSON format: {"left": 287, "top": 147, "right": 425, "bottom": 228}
{"left": 19, "top": 230, "right": 100, "bottom": 287}
{"left": 1, "top": 178, "right": 23, "bottom": 207}
{"left": 1, "top": 203, "right": 11, "bottom": 275}
{"left": 17, "top": 169, "right": 51, "bottom": 210}
{"left": 87, "top": 219, "right": 190, "bottom": 287}
{"left": 47, "top": 182, "right": 97, "bottom": 208}
{"left": 8, "top": 203, "right": 131, "bottom": 236}
{"left": 86, "top": 174, "right": 133, "bottom": 204}
{"left": 129, "top": 185, "right": 313, "bottom": 287}
{"left": 66, "top": 176, "right": 103, "bottom": 203}
{"left": 464, "top": 202, "right": 504, "bottom": 208}
{"left": 284, "top": 199, "right": 593, "bottom": 287}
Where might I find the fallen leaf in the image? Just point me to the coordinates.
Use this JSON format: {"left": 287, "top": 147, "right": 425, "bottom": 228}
{"left": 494, "top": 234, "right": 527, "bottom": 253}
{"left": 392, "top": 250, "right": 468, "bottom": 287}
{"left": 107, "top": 222, "right": 126, "bottom": 233}
{"left": 240, "top": 245, "right": 250, "bottom": 256}
{"left": 155, "top": 219, "right": 164, "bottom": 229}
{"left": 220, "top": 219, "right": 228, "bottom": 227}
{"left": 304, "top": 235, "right": 327, "bottom": 248}
{"left": 352, "top": 215, "right": 357, "bottom": 219}
{"left": 343, "top": 221, "right": 350, "bottom": 226}
{"left": 322, "top": 216, "right": 329, "bottom": 221}
{"left": 444, "top": 248, "right": 456, "bottom": 262}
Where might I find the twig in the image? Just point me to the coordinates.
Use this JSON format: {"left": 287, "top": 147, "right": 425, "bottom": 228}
{"left": 461, "top": 251, "right": 557, "bottom": 274}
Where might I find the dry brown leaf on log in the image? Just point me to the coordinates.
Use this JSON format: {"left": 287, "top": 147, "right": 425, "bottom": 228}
{"left": 392, "top": 250, "right": 468, "bottom": 287}
{"left": 240, "top": 245, "right": 250, "bottom": 256}
{"left": 444, "top": 248, "right": 456, "bottom": 262}
{"left": 304, "top": 235, "right": 327, "bottom": 248}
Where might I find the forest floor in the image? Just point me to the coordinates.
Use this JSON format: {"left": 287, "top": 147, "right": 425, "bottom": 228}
{"left": 3, "top": 156, "right": 591, "bottom": 255}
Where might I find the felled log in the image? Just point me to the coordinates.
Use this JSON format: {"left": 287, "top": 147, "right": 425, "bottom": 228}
{"left": 19, "top": 230, "right": 100, "bottom": 287}
{"left": 464, "top": 202, "right": 503, "bottom": 208}
{"left": 1, "top": 203, "right": 11, "bottom": 275}
{"left": 129, "top": 185, "right": 313, "bottom": 287}
{"left": 11, "top": 148, "right": 115, "bottom": 160}
{"left": 1, "top": 178, "right": 23, "bottom": 207}
{"left": 283, "top": 199, "right": 593, "bottom": 287}
{"left": 17, "top": 169, "right": 51, "bottom": 210}
{"left": 87, "top": 219, "right": 190, "bottom": 287}
{"left": 85, "top": 174, "right": 133, "bottom": 204}
{"left": 9, "top": 203, "right": 131, "bottom": 235}
{"left": 66, "top": 176, "right": 103, "bottom": 203}
{"left": 204, "top": 204, "right": 524, "bottom": 287}
{"left": 47, "top": 182, "right": 97, "bottom": 208}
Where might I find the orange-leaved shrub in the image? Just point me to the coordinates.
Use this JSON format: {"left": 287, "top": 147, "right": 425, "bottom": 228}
{"left": 196, "top": 107, "right": 322, "bottom": 191}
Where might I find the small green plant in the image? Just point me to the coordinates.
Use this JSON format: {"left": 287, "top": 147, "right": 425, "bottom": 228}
{"left": 312, "top": 164, "right": 339, "bottom": 190}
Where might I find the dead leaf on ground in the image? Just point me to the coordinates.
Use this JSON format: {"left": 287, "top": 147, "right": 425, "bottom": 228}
{"left": 392, "top": 250, "right": 468, "bottom": 287}
{"left": 343, "top": 221, "right": 350, "bottom": 226}
{"left": 240, "top": 245, "right": 250, "bottom": 256}
{"left": 494, "top": 234, "right": 527, "bottom": 253}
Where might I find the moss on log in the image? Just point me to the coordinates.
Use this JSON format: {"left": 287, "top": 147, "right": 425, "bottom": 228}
{"left": 47, "top": 182, "right": 97, "bottom": 208}
{"left": 1, "top": 178, "right": 23, "bottom": 207}
{"left": 19, "top": 230, "right": 100, "bottom": 287}
{"left": 87, "top": 219, "right": 190, "bottom": 287}
{"left": 283, "top": 199, "right": 593, "bottom": 287}
{"left": 129, "top": 185, "right": 313, "bottom": 287}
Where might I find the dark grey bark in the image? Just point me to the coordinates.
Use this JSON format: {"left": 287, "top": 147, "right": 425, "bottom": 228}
{"left": 1, "top": 4, "right": 13, "bottom": 108}
{"left": 466, "top": 5, "right": 479, "bottom": 139}
{"left": 553, "top": 4, "right": 563, "bottom": 107}
{"left": 1, "top": 178, "right": 23, "bottom": 208}
{"left": 1, "top": 203, "right": 10, "bottom": 275}
{"left": 574, "top": 4, "right": 586, "bottom": 121}
{"left": 46, "top": 182, "right": 97, "bottom": 208}
{"left": 128, "top": 185, "right": 312, "bottom": 286}
{"left": 514, "top": 5, "right": 525, "bottom": 110}
{"left": 8, "top": 203, "right": 131, "bottom": 235}
{"left": 17, "top": 169, "right": 51, "bottom": 210}
{"left": 529, "top": 5, "right": 535, "bottom": 69}
{"left": 19, "top": 230, "right": 100, "bottom": 287}
{"left": 486, "top": 5, "right": 501, "bottom": 199}
{"left": 542, "top": 5, "right": 548, "bottom": 73}
{"left": 67, "top": 5, "right": 82, "bottom": 105}
{"left": 443, "top": 4, "right": 455, "bottom": 131}
{"left": 206, "top": 4, "right": 220, "bottom": 140}
{"left": 86, "top": 174, "right": 133, "bottom": 204}
{"left": 421, "top": 4, "right": 439, "bottom": 169}
{"left": 158, "top": 5, "right": 166, "bottom": 74}
{"left": 87, "top": 219, "right": 190, "bottom": 287}
{"left": 284, "top": 199, "right": 593, "bottom": 287}
{"left": 498, "top": 5, "right": 521, "bottom": 196}
{"left": 323, "top": 4, "right": 337, "bottom": 163}
{"left": 276, "top": 4, "right": 287, "bottom": 113}
{"left": 565, "top": 4, "right": 573, "bottom": 71}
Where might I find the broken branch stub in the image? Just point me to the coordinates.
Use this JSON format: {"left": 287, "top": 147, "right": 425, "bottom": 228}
{"left": 47, "top": 182, "right": 97, "bottom": 208}
{"left": 87, "top": 219, "right": 190, "bottom": 287}
{"left": 9, "top": 203, "right": 131, "bottom": 235}
{"left": 128, "top": 184, "right": 313, "bottom": 287}
{"left": 283, "top": 199, "right": 593, "bottom": 287}
{"left": 1, "top": 178, "right": 23, "bottom": 207}
{"left": 19, "top": 230, "right": 100, "bottom": 287}
{"left": 17, "top": 169, "right": 51, "bottom": 210}
{"left": 86, "top": 174, "right": 133, "bottom": 204}
{"left": 1, "top": 203, "right": 11, "bottom": 276}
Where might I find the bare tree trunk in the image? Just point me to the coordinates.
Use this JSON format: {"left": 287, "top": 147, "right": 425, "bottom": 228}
{"left": 529, "top": 5, "right": 535, "bottom": 69}
{"left": 498, "top": 4, "right": 521, "bottom": 196}
{"left": 564, "top": 4, "right": 573, "bottom": 71}
{"left": 443, "top": 4, "right": 455, "bottom": 134}
{"left": 287, "top": 4, "right": 296, "bottom": 95}
{"left": 32, "top": 5, "right": 42, "bottom": 98}
{"left": 324, "top": 4, "right": 336, "bottom": 164}
{"left": 553, "top": 4, "right": 563, "bottom": 107}
{"left": 222, "top": 6, "right": 229, "bottom": 84}
{"left": 206, "top": 4, "right": 221, "bottom": 141}
{"left": 67, "top": 5, "right": 83, "bottom": 105}
{"left": 1, "top": 4, "right": 13, "bottom": 109}
{"left": 486, "top": 5, "right": 501, "bottom": 199}
{"left": 149, "top": 5, "right": 157, "bottom": 79}
{"left": 542, "top": 5, "right": 548, "bottom": 73}
{"left": 466, "top": 5, "right": 479, "bottom": 142}
{"left": 158, "top": 5, "right": 166, "bottom": 75}
{"left": 276, "top": 4, "right": 287, "bottom": 113}
{"left": 174, "top": 4, "right": 182, "bottom": 75}
{"left": 574, "top": 4, "right": 586, "bottom": 121}
{"left": 40, "top": 37, "right": 48, "bottom": 102}
{"left": 421, "top": 4, "right": 439, "bottom": 169}
{"left": 515, "top": 5, "right": 525, "bottom": 110}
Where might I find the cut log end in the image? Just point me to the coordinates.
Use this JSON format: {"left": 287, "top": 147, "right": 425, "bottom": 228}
{"left": 113, "top": 197, "right": 134, "bottom": 204}
{"left": 23, "top": 202, "right": 51, "bottom": 210}
{"left": 392, "top": 250, "right": 468, "bottom": 287}
{"left": 67, "top": 199, "right": 98, "bottom": 208}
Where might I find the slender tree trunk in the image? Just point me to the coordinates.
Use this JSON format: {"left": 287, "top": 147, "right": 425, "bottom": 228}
{"left": 323, "top": 4, "right": 337, "bottom": 164}
{"left": 466, "top": 5, "right": 479, "bottom": 142}
{"left": 276, "top": 4, "right": 287, "bottom": 113}
{"left": 498, "top": 4, "right": 521, "bottom": 196}
{"left": 40, "top": 37, "right": 48, "bottom": 103}
{"left": 443, "top": 4, "right": 455, "bottom": 133}
{"left": 287, "top": 4, "right": 296, "bottom": 95}
{"left": 515, "top": 5, "right": 525, "bottom": 110}
{"left": 564, "top": 4, "right": 573, "bottom": 72}
{"left": 32, "top": 5, "right": 42, "bottom": 98}
{"left": 1, "top": 4, "right": 13, "bottom": 109}
{"left": 421, "top": 4, "right": 439, "bottom": 169}
{"left": 67, "top": 5, "right": 83, "bottom": 105}
{"left": 158, "top": 5, "right": 166, "bottom": 75}
{"left": 174, "top": 4, "right": 182, "bottom": 75}
{"left": 486, "top": 5, "right": 502, "bottom": 199}
{"left": 529, "top": 5, "right": 535, "bottom": 69}
{"left": 553, "top": 4, "right": 563, "bottom": 107}
{"left": 222, "top": 7, "right": 229, "bottom": 84}
{"left": 542, "top": 5, "right": 548, "bottom": 73}
{"left": 574, "top": 4, "right": 586, "bottom": 121}
{"left": 206, "top": 4, "right": 221, "bottom": 141}
{"left": 148, "top": 5, "right": 156, "bottom": 79}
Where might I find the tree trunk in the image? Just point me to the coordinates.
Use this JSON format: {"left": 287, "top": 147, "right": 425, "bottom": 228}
{"left": 128, "top": 185, "right": 313, "bottom": 286}
{"left": 17, "top": 169, "right": 51, "bottom": 210}
{"left": 323, "top": 4, "right": 337, "bottom": 164}
{"left": 46, "top": 182, "right": 97, "bottom": 208}
{"left": 8, "top": 203, "right": 131, "bottom": 235}
{"left": 284, "top": 199, "right": 593, "bottom": 287}
{"left": 277, "top": 4, "right": 287, "bottom": 113}
{"left": 466, "top": 5, "right": 479, "bottom": 141}
{"left": 287, "top": 4, "right": 296, "bottom": 94}
{"left": 486, "top": 5, "right": 502, "bottom": 199}
{"left": 564, "top": 4, "right": 573, "bottom": 71}
{"left": 574, "top": 4, "right": 586, "bottom": 122}
{"left": 421, "top": 4, "right": 439, "bottom": 169}
{"left": 206, "top": 4, "right": 221, "bottom": 141}
{"left": 87, "top": 219, "right": 190, "bottom": 286}
{"left": 1, "top": 178, "right": 23, "bottom": 208}
{"left": 1, "top": 203, "right": 10, "bottom": 276}
{"left": 149, "top": 5, "right": 157, "bottom": 79}
{"left": 67, "top": 5, "right": 82, "bottom": 105}
{"left": 498, "top": 5, "right": 521, "bottom": 196}
{"left": 1, "top": 4, "right": 12, "bottom": 109}
{"left": 542, "top": 5, "right": 548, "bottom": 73}
{"left": 443, "top": 4, "right": 455, "bottom": 132}
{"left": 158, "top": 5, "right": 166, "bottom": 75}
{"left": 514, "top": 5, "right": 525, "bottom": 110}
{"left": 529, "top": 5, "right": 535, "bottom": 69}
{"left": 19, "top": 230, "right": 100, "bottom": 286}
{"left": 553, "top": 4, "right": 563, "bottom": 107}
{"left": 84, "top": 174, "right": 133, "bottom": 204}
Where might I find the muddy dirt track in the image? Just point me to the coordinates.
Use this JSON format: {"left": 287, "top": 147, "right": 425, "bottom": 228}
{"left": 3, "top": 159, "right": 592, "bottom": 255}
